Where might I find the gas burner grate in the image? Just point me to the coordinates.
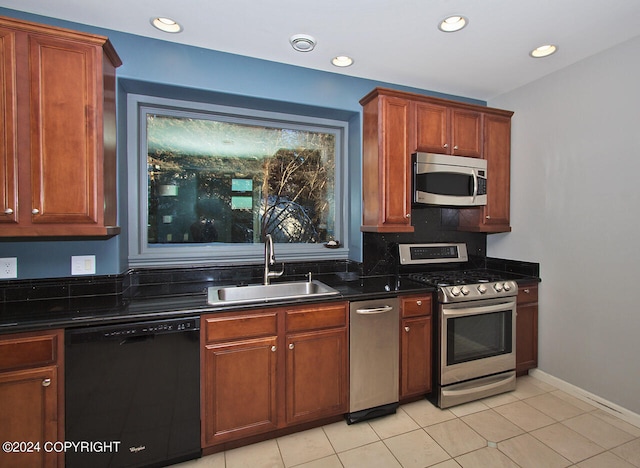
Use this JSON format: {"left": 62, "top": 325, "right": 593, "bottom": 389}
{"left": 408, "top": 270, "right": 506, "bottom": 287}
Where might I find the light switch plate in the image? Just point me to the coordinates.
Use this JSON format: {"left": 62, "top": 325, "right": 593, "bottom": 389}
{"left": 0, "top": 257, "right": 17, "bottom": 279}
{"left": 71, "top": 255, "right": 96, "bottom": 275}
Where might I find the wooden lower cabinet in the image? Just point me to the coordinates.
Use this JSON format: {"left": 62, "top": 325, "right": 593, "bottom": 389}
{"left": 202, "top": 302, "right": 348, "bottom": 450}
{"left": 516, "top": 283, "right": 539, "bottom": 375}
{"left": 203, "top": 336, "right": 278, "bottom": 444}
{"left": 399, "top": 295, "right": 432, "bottom": 400}
{"left": 0, "top": 329, "right": 64, "bottom": 468}
{"left": 285, "top": 327, "right": 348, "bottom": 425}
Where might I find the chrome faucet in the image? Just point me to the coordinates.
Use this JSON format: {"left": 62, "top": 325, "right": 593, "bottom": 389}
{"left": 263, "top": 234, "right": 284, "bottom": 285}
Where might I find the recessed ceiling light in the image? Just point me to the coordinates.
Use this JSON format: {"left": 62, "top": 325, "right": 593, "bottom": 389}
{"left": 331, "top": 56, "right": 354, "bottom": 67}
{"left": 290, "top": 34, "right": 317, "bottom": 52}
{"left": 438, "top": 15, "right": 468, "bottom": 32}
{"left": 530, "top": 44, "right": 558, "bottom": 58}
{"left": 151, "top": 17, "right": 182, "bottom": 33}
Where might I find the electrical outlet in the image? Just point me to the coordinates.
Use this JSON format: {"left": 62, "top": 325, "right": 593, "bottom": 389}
{"left": 0, "top": 257, "right": 18, "bottom": 279}
{"left": 71, "top": 255, "right": 96, "bottom": 275}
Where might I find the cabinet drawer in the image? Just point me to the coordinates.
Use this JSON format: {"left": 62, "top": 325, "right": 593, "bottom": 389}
{"left": 401, "top": 296, "right": 432, "bottom": 318}
{"left": 204, "top": 312, "right": 278, "bottom": 343}
{"left": 0, "top": 330, "right": 60, "bottom": 372}
{"left": 517, "top": 284, "right": 538, "bottom": 304}
{"left": 286, "top": 302, "right": 347, "bottom": 333}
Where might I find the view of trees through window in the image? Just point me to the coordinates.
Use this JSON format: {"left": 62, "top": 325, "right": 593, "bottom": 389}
{"left": 146, "top": 114, "right": 337, "bottom": 245}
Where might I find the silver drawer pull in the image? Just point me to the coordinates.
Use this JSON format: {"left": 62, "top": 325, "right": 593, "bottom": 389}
{"left": 32, "top": 208, "right": 40, "bottom": 215}
{"left": 288, "top": 343, "right": 294, "bottom": 350}
{"left": 4, "top": 208, "right": 13, "bottom": 215}
{"left": 404, "top": 326, "right": 410, "bottom": 332}
{"left": 42, "top": 378, "right": 51, "bottom": 387}
{"left": 356, "top": 306, "right": 393, "bottom": 315}
{"left": 416, "top": 300, "right": 422, "bottom": 306}
{"left": 271, "top": 345, "right": 277, "bottom": 352}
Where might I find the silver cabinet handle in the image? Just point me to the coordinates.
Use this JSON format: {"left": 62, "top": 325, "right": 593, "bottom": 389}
{"left": 405, "top": 213, "right": 411, "bottom": 218}
{"left": 288, "top": 343, "right": 294, "bottom": 350}
{"left": 486, "top": 215, "right": 491, "bottom": 219}
{"left": 453, "top": 145, "right": 459, "bottom": 150}
{"left": 4, "top": 208, "right": 13, "bottom": 215}
{"left": 524, "top": 289, "right": 530, "bottom": 294}
{"left": 271, "top": 345, "right": 277, "bottom": 352}
{"left": 42, "top": 378, "right": 51, "bottom": 387}
{"left": 416, "top": 300, "right": 422, "bottom": 306}
{"left": 356, "top": 305, "right": 393, "bottom": 315}
{"left": 32, "top": 208, "right": 40, "bottom": 215}
{"left": 404, "top": 326, "right": 410, "bottom": 332}
{"left": 443, "top": 143, "right": 449, "bottom": 148}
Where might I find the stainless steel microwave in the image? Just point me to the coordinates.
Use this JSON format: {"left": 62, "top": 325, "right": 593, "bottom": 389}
{"left": 412, "top": 152, "right": 487, "bottom": 206}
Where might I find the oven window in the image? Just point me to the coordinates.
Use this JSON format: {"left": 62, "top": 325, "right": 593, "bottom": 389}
{"left": 447, "top": 311, "right": 512, "bottom": 365}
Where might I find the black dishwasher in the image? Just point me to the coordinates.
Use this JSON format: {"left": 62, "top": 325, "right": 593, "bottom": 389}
{"left": 65, "top": 317, "right": 201, "bottom": 468}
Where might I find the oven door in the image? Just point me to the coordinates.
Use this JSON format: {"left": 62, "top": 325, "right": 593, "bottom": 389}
{"left": 441, "top": 297, "right": 516, "bottom": 386}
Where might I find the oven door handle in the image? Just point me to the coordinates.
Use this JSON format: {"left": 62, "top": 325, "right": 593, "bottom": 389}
{"left": 442, "top": 372, "right": 516, "bottom": 399}
{"left": 442, "top": 300, "right": 516, "bottom": 317}
{"left": 355, "top": 305, "right": 394, "bottom": 315}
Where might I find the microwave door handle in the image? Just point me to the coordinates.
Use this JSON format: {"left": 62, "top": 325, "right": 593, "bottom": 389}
{"left": 472, "top": 170, "right": 478, "bottom": 202}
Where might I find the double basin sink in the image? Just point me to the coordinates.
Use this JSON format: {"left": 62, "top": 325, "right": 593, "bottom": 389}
{"left": 207, "top": 280, "right": 340, "bottom": 306}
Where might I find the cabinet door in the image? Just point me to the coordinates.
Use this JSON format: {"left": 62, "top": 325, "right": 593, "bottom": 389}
{"left": 361, "top": 94, "right": 412, "bottom": 232}
{"left": 451, "top": 109, "right": 482, "bottom": 158}
{"left": 285, "top": 328, "right": 348, "bottom": 425}
{"left": 28, "top": 33, "right": 101, "bottom": 225}
{"left": 379, "top": 96, "right": 412, "bottom": 229}
{"left": 203, "top": 337, "right": 278, "bottom": 445}
{"left": 0, "top": 26, "right": 18, "bottom": 224}
{"left": 414, "top": 101, "right": 449, "bottom": 153}
{"left": 0, "top": 366, "right": 59, "bottom": 468}
{"left": 482, "top": 114, "right": 511, "bottom": 229}
{"left": 516, "top": 285, "right": 538, "bottom": 375}
{"left": 458, "top": 113, "right": 512, "bottom": 233}
{"left": 400, "top": 316, "right": 432, "bottom": 398}
{"left": 414, "top": 104, "right": 481, "bottom": 157}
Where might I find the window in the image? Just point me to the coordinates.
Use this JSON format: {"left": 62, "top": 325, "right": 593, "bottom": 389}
{"left": 127, "top": 95, "right": 348, "bottom": 267}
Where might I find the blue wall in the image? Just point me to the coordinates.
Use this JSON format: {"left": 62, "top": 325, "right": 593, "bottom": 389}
{"left": 0, "top": 7, "right": 485, "bottom": 279}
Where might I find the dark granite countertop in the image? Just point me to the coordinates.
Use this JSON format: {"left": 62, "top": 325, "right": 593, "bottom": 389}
{"left": 0, "top": 258, "right": 540, "bottom": 334}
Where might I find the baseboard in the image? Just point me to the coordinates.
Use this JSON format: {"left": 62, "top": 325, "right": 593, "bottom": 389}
{"left": 529, "top": 369, "right": 640, "bottom": 429}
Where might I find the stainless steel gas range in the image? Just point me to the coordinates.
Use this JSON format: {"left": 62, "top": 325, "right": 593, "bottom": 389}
{"left": 399, "top": 243, "right": 518, "bottom": 408}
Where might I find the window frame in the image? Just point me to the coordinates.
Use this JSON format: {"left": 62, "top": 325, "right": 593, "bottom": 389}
{"left": 126, "top": 93, "right": 349, "bottom": 267}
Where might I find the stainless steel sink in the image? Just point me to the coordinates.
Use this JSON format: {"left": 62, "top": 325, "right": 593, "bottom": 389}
{"left": 207, "top": 280, "right": 340, "bottom": 306}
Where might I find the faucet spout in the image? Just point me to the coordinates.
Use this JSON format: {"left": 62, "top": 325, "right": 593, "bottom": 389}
{"left": 264, "top": 234, "right": 284, "bottom": 285}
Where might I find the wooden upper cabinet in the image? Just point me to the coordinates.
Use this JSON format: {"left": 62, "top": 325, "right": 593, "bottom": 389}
{"left": 459, "top": 113, "right": 512, "bottom": 232}
{"left": 414, "top": 102, "right": 482, "bottom": 158}
{"left": 0, "top": 27, "right": 18, "bottom": 225}
{"left": 361, "top": 88, "right": 512, "bottom": 234}
{"left": 0, "top": 15, "right": 121, "bottom": 237}
{"left": 450, "top": 109, "right": 482, "bottom": 158}
{"left": 361, "top": 90, "right": 413, "bottom": 232}
{"left": 413, "top": 101, "right": 448, "bottom": 154}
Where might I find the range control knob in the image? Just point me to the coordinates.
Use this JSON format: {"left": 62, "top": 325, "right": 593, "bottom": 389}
{"left": 494, "top": 282, "right": 504, "bottom": 292}
{"left": 503, "top": 282, "right": 512, "bottom": 292}
{"left": 451, "top": 286, "right": 461, "bottom": 296}
{"left": 477, "top": 284, "right": 487, "bottom": 294}
{"left": 460, "top": 286, "right": 470, "bottom": 296}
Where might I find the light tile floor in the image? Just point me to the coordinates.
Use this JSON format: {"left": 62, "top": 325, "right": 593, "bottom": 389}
{"left": 175, "top": 376, "right": 640, "bottom": 467}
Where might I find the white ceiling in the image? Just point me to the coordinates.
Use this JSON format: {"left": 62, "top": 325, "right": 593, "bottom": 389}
{"left": 4, "top": 0, "right": 640, "bottom": 100}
